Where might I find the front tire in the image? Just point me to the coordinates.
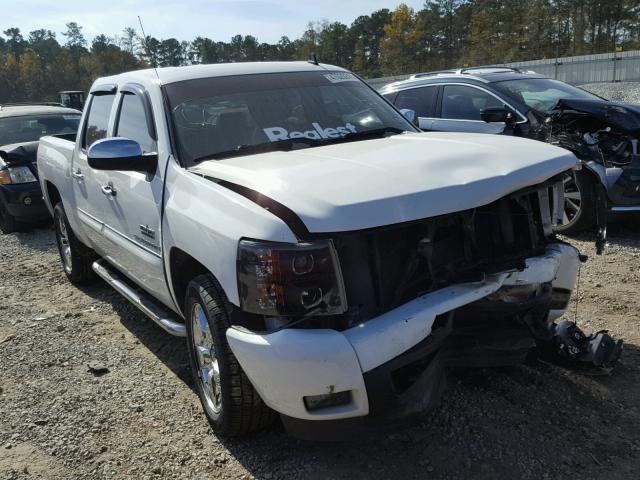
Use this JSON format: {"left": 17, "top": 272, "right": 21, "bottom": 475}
{"left": 0, "top": 199, "right": 19, "bottom": 234}
{"left": 554, "top": 169, "right": 596, "bottom": 235}
{"left": 53, "top": 202, "right": 96, "bottom": 284}
{"left": 185, "top": 274, "right": 275, "bottom": 436}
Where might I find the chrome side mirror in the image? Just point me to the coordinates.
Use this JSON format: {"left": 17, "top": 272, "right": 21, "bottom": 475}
{"left": 88, "top": 137, "right": 157, "bottom": 173}
{"left": 399, "top": 108, "right": 419, "bottom": 127}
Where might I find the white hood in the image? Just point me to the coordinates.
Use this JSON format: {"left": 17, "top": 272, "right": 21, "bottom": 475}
{"left": 190, "top": 132, "right": 578, "bottom": 233}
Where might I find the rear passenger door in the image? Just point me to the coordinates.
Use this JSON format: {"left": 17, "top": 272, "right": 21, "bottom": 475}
{"left": 96, "top": 84, "right": 167, "bottom": 297}
{"left": 431, "top": 84, "right": 509, "bottom": 134}
{"left": 388, "top": 86, "right": 439, "bottom": 130}
{"left": 71, "top": 88, "right": 117, "bottom": 252}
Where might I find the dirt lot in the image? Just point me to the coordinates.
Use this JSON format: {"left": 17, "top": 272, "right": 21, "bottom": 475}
{"left": 0, "top": 217, "right": 639, "bottom": 480}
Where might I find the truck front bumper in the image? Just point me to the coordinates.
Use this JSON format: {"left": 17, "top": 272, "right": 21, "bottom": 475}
{"left": 226, "top": 242, "right": 579, "bottom": 439}
{"left": 0, "top": 182, "right": 49, "bottom": 223}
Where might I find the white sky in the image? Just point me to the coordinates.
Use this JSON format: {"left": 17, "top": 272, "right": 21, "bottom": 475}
{"left": 3, "top": 0, "right": 426, "bottom": 44}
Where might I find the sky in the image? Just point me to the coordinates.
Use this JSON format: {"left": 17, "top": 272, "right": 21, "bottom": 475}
{"left": 3, "top": 0, "right": 427, "bottom": 44}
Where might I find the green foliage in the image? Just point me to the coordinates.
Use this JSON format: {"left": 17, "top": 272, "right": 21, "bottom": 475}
{"left": 1, "top": 1, "right": 640, "bottom": 102}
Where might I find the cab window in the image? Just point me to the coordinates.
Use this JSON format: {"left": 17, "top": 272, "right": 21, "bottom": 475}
{"left": 115, "top": 93, "right": 156, "bottom": 153}
{"left": 394, "top": 86, "right": 438, "bottom": 118}
{"left": 441, "top": 85, "right": 503, "bottom": 121}
{"left": 83, "top": 94, "right": 115, "bottom": 149}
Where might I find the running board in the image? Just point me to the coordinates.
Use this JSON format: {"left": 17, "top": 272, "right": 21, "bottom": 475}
{"left": 92, "top": 260, "right": 186, "bottom": 337}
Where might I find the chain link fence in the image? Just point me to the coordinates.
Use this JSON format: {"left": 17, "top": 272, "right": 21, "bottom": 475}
{"left": 366, "top": 49, "right": 640, "bottom": 90}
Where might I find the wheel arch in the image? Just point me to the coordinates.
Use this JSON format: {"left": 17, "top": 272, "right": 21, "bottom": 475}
{"left": 168, "top": 247, "right": 218, "bottom": 315}
{"left": 44, "top": 180, "right": 62, "bottom": 213}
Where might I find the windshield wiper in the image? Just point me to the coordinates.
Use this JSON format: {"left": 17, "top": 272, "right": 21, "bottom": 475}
{"left": 193, "top": 138, "right": 326, "bottom": 163}
{"left": 339, "top": 126, "right": 406, "bottom": 142}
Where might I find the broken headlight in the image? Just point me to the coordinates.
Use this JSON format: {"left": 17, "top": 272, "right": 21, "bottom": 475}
{"left": 237, "top": 239, "right": 347, "bottom": 316}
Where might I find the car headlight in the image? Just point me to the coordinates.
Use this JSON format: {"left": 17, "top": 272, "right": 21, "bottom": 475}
{"left": 0, "top": 166, "right": 37, "bottom": 184}
{"left": 237, "top": 239, "right": 347, "bottom": 316}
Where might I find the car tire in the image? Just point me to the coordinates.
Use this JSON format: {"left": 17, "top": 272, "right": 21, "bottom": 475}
{"left": 53, "top": 202, "right": 96, "bottom": 284}
{"left": 185, "top": 274, "right": 275, "bottom": 436}
{"left": 0, "top": 199, "right": 20, "bottom": 234}
{"left": 554, "top": 169, "right": 596, "bottom": 235}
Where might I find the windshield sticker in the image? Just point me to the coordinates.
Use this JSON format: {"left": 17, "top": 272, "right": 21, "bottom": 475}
{"left": 63, "top": 115, "right": 80, "bottom": 120}
{"left": 323, "top": 72, "right": 358, "bottom": 84}
{"left": 263, "top": 122, "right": 357, "bottom": 141}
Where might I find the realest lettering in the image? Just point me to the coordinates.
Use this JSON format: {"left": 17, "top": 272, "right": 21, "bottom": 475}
{"left": 263, "top": 122, "right": 357, "bottom": 142}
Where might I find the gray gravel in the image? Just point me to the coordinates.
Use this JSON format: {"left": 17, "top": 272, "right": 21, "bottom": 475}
{"left": 1, "top": 221, "right": 640, "bottom": 479}
{"left": 581, "top": 81, "right": 640, "bottom": 103}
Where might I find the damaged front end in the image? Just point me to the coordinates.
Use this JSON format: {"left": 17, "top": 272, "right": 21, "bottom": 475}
{"left": 543, "top": 98, "right": 640, "bottom": 209}
{"left": 228, "top": 177, "right": 622, "bottom": 438}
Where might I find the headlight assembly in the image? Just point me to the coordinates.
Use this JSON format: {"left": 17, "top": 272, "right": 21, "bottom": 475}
{"left": 0, "top": 166, "right": 37, "bottom": 185}
{"left": 237, "top": 239, "right": 347, "bottom": 317}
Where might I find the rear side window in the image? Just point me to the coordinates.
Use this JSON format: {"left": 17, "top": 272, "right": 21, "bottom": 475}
{"left": 441, "top": 85, "right": 503, "bottom": 120}
{"left": 115, "top": 93, "right": 156, "bottom": 153}
{"left": 394, "top": 87, "right": 438, "bottom": 118}
{"left": 83, "top": 94, "right": 115, "bottom": 149}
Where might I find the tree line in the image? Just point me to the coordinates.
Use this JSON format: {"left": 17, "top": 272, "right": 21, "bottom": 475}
{"left": 1, "top": 0, "right": 639, "bottom": 103}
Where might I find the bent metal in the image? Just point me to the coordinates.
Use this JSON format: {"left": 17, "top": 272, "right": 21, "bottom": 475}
{"left": 263, "top": 122, "right": 358, "bottom": 141}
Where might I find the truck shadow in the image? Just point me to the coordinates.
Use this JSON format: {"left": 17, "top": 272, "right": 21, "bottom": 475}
{"left": 567, "top": 213, "right": 640, "bottom": 249}
{"left": 80, "top": 277, "right": 640, "bottom": 479}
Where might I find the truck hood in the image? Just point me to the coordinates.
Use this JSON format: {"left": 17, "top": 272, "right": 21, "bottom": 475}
{"left": 190, "top": 132, "right": 578, "bottom": 233}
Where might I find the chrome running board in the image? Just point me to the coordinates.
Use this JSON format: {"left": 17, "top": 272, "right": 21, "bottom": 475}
{"left": 92, "top": 259, "right": 186, "bottom": 337}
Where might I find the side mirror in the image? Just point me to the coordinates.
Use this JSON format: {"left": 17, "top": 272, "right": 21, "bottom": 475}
{"left": 399, "top": 108, "right": 419, "bottom": 127}
{"left": 87, "top": 137, "right": 157, "bottom": 173}
{"left": 480, "top": 107, "right": 517, "bottom": 128}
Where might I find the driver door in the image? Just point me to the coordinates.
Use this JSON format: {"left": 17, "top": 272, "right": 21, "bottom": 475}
{"left": 431, "top": 84, "right": 511, "bottom": 134}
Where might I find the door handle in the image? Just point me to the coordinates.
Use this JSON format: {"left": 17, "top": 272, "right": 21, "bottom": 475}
{"left": 101, "top": 183, "right": 116, "bottom": 197}
{"left": 71, "top": 169, "right": 84, "bottom": 179}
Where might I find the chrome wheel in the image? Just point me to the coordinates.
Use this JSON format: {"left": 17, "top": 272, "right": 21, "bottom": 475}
{"left": 191, "top": 303, "right": 221, "bottom": 413}
{"left": 561, "top": 171, "right": 582, "bottom": 226}
{"left": 56, "top": 213, "right": 73, "bottom": 273}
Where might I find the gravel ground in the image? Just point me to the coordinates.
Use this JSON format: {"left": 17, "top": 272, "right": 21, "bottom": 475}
{"left": 1, "top": 220, "right": 640, "bottom": 480}
{"left": 1, "top": 81, "right": 640, "bottom": 479}
{"left": 581, "top": 81, "right": 640, "bottom": 103}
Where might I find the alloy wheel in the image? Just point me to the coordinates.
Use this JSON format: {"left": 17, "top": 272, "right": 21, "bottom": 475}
{"left": 191, "top": 303, "right": 222, "bottom": 413}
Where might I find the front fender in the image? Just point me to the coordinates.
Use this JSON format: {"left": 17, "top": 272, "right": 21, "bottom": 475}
{"left": 162, "top": 161, "right": 297, "bottom": 308}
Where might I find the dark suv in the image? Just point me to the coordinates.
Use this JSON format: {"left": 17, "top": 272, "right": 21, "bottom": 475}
{"left": 380, "top": 67, "right": 640, "bottom": 234}
{"left": 0, "top": 104, "right": 81, "bottom": 233}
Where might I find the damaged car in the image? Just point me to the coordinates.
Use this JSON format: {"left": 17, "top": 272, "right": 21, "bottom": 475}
{"left": 380, "top": 67, "right": 640, "bottom": 236}
{"left": 0, "top": 104, "right": 81, "bottom": 233}
{"left": 37, "top": 62, "right": 621, "bottom": 439}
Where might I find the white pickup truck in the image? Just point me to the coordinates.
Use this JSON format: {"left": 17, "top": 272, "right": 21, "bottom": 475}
{"left": 37, "top": 62, "right": 621, "bottom": 439}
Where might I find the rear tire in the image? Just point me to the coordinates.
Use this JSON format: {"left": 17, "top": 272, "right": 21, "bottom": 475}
{"left": 554, "top": 169, "right": 596, "bottom": 235}
{"left": 53, "top": 202, "right": 96, "bottom": 284}
{"left": 185, "top": 274, "right": 275, "bottom": 436}
{"left": 0, "top": 200, "right": 19, "bottom": 234}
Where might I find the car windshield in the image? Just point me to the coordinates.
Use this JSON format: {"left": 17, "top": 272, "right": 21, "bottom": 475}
{"left": 493, "top": 78, "right": 601, "bottom": 114}
{"left": 0, "top": 114, "right": 80, "bottom": 146}
{"left": 165, "top": 71, "right": 416, "bottom": 165}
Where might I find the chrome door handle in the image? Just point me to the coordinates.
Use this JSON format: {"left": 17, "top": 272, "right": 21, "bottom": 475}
{"left": 71, "top": 169, "right": 84, "bottom": 179}
{"left": 101, "top": 183, "right": 116, "bottom": 197}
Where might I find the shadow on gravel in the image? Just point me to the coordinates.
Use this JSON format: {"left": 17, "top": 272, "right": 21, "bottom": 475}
{"left": 76, "top": 282, "right": 193, "bottom": 386}
{"left": 569, "top": 213, "right": 640, "bottom": 249}
{"left": 212, "top": 350, "right": 640, "bottom": 480}
{"left": 12, "top": 223, "right": 56, "bottom": 252}
{"left": 64, "top": 272, "right": 640, "bottom": 478}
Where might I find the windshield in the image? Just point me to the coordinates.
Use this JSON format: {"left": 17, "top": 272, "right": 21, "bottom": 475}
{"left": 165, "top": 71, "right": 416, "bottom": 165}
{"left": 0, "top": 114, "right": 80, "bottom": 146}
{"left": 493, "top": 78, "right": 601, "bottom": 114}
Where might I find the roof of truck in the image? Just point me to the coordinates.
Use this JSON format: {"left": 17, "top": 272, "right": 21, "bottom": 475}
{"left": 92, "top": 61, "right": 349, "bottom": 91}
